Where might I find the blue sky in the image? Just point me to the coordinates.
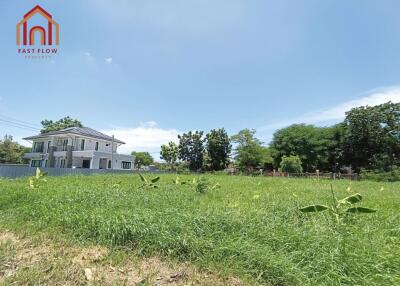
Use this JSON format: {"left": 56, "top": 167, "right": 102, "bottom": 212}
{"left": 1, "top": 0, "right": 400, "bottom": 158}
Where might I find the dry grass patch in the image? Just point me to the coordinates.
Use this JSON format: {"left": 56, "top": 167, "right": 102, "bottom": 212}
{"left": 0, "top": 231, "right": 18, "bottom": 245}
{"left": 0, "top": 230, "right": 242, "bottom": 285}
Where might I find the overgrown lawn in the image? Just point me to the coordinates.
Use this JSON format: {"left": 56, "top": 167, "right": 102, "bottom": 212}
{"left": 0, "top": 174, "right": 399, "bottom": 285}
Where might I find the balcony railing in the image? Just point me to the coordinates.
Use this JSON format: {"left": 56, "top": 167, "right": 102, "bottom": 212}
{"left": 30, "top": 146, "right": 77, "bottom": 153}
{"left": 55, "top": 146, "right": 76, "bottom": 151}
{"left": 56, "top": 146, "right": 67, "bottom": 151}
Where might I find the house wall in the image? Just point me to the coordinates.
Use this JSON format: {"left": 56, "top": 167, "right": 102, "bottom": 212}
{"left": 28, "top": 154, "right": 134, "bottom": 170}
{"left": 72, "top": 157, "right": 83, "bottom": 167}
{"left": 89, "top": 153, "right": 133, "bottom": 170}
{"left": 90, "top": 156, "right": 99, "bottom": 169}
{"left": 30, "top": 136, "right": 119, "bottom": 153}
{"left": 78, "top": 138, "right": 117, "bottom": 153}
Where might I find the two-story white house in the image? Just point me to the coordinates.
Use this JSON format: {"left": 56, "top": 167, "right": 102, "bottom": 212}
{"left": 23, "top": 127, "right": 134, "bottom": 170}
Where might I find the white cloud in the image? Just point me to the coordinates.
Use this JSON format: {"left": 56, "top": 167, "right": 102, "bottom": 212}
{"left": 302, "top": 86, "right": 400, "bottom": 123}
{"left": 84, "top": 51, "right": 95, "bottom": 61}
{"left": 258, "top": 86, "right": 400, "bottom": 132}
{"left": 105, "top": 57, "right": 113, "bottom": 64}
{"left": 102, "top": 121, "right": 180, "bottom": 159}
{"left": 16, "top": 137, "right": 31, "bottom": 147}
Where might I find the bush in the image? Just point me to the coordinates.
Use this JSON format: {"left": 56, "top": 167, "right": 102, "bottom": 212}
{"left": 279, "top": 155, "right": 303, "bottom": 173}
{"left": 360, "top": 167, "right": 400, "bottom": 182}
{"left": 176, "top": 162, "right": 191, "bottom": 174}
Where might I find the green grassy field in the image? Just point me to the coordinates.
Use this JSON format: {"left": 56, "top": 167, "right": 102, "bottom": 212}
{"left": 0, "top": 174, "right": 399, "bottom": 285}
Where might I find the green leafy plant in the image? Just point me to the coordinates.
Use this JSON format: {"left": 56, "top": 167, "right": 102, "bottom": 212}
{"left": 172, "top": 176, "right": 220, "bottom": 193}
{"left": 172, "top": 176, "right": 187, "bottom": 185}
{"left": 299, "top": 184, "right": 378, "bottom": 271}
{"left": 138, "top": 173, "right": 160, "bottom": 189}
{"left": 28, "top": 168, "right": 47, "bottom": 190}
{"left": 192, "top": 176, "right": 220, "bottom": 194}
{"left": 299, "top": 184, "right": 376, "bottom": 222}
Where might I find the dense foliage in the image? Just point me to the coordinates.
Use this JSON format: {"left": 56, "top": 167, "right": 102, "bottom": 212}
{"left": 360, "top": 166, "right": 400, "bottom": 182}
{"left": 342, "top": 102, "right": 400, "bottom": 171}
{"left": 40, "top": 116, "right": 83, "bottom": 133}
{"left": 158, "top": 101, "right": 398, "bottom": 175}
{"left": 231, "top": 129, "right": 271, "bottom": 171}
{"left": 0, "top": 135, "right": 30, "bottom": 164}
{"left": 178, "top": 131, "right": 206, "bottom": 171}
{"left": 205, "top": 128, "right": 231, "bottom": 171}
{"left": 131, "top": 151, "right": 154, "bottom": 168}
{"left": 160, "top": 142, "right": 179, "bottom": 168}
{"left": 279, "top": 155, "right": 303, "bottom": 173}
{"left": 270, "top": 124, "right": 343, "bottom": 172}
{"left": 269, "top": 102, "right": 399, "bottom": 173}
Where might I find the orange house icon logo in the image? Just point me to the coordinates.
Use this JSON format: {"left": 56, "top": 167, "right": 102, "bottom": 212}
{"left": 16, "top": 5, "right": 59, "bottom": 46}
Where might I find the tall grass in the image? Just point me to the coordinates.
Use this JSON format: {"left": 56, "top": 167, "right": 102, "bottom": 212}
{"left": 0, "top": 174, "right": 399, "bottom": 285}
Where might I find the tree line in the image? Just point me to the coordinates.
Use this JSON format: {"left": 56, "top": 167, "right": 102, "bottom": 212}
{"left": 160, "top": 101, "right": 399, "bottom": 173}
{"left": 160, "top": 129, "right": 232, "bottom": 171}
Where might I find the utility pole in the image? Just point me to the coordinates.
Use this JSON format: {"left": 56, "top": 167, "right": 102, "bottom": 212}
{"left": 111, "top": 135, "right": 114, "bottom": 170}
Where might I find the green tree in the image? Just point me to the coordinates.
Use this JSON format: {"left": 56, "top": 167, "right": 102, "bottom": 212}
{"left": 343, "top": 101, "right": 400, "bottom": 171}
{"left": 205, "top": 128, "right": 232, "bottom": 171}
{"left": 260, "top": 147, "right": 274, "bottom": 170}
{"left": 324, "top": 123, "right": 346, "bottom": 172}
{"left": 0, "top": 135, "right": 30, "bottom": 164}
{"left": 270, "top": 124, "right": 343, "bottom": 172}
{"left": 160, "top": 142, "right": 179, "bottom": 168}
{"left": 41, "top": 116, "right": 83, "bottom": 133}
{"left": 131, "top": 151, "right": 154, "bottom": 169}
{"left": 279, "top": 155, "right": 303, "bottom": 173}
{"left": 178, "top": 131, "right": 205, "bottom": 171}
{"left": 231, "top": 129, "right": 266, "bottom": 171}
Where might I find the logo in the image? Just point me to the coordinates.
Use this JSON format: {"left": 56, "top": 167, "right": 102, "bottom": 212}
{"left": 16, "top": 5, "right": 59, "bottom": 59}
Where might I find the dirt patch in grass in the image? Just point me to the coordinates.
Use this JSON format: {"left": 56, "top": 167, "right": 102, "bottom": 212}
{"left": 86, "top": 256, "right": 241, "bottom": 286}
{"left": 0, "top": 231, "right": 19, "bottom": 245}
{"left": 0, "top": 230, "right": 243, "bottom": 285}
{"left": 72, "top": 246, "right": 109, "bottom": 266}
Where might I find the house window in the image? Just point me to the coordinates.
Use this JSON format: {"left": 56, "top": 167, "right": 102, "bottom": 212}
{"left": 95, "top": 142, "right": 99, "bottom": 151}
{"left": 80, "top": 139, "right": 85, "bottom": 151}
{"left": 31, "top": 160, "right": 42, "bottom": 167}
{"left": 47, "top": 141, "right": 51, "bottom": 152}
{"left": 32, "top": 142, "right": 44, "bottom": 153}
{"left": 62, "top": 139, "right": 68, "bottom": 151}
{"left": 44, "top": 160, "right": 48, "bottom": 167}
{"left": 108, "top": 160, "right": 111, "bottom": 169}
{"left": 121, "top": 161, "right": 131, "bottom": 169}
{"left": 60, "top": 159, "right": 66, "bottom": 168}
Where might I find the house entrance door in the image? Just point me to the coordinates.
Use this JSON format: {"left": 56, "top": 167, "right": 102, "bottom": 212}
{"left": 99, "top": 158, "right": 108, "bottom": 169}
{"left": 82, "top": 160, "right": 91, "bottom": 169}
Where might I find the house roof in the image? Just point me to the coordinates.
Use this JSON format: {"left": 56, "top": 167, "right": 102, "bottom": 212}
{"left": 23, "top": 127, "right": 125, "bottom": 144}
